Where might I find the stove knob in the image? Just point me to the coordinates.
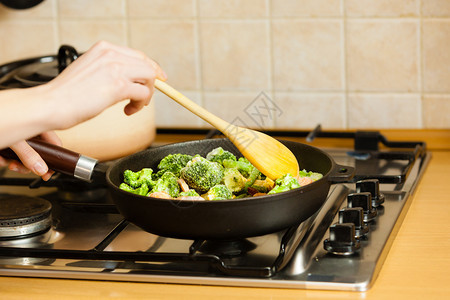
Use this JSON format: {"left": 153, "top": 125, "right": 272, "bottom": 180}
{"left": 339, "top": 207, "right": 369, "bottom": 239}
{"left": 324, "top": 223, "right": 361, "bottom": 255}
{"left": 347, "top": 192, "right": 377, "bottom": 222}
{"left": 356, "top": 179, "right": 385, "bottom": 207}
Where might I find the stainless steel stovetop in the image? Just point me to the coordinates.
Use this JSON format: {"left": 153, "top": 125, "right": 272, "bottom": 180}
{"left": 0, "top": 130, "right": 431, "bottom": 291}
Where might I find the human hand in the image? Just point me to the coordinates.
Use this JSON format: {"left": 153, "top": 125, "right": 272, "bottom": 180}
{"left": 44, "top": 40, "right": 167, "bottom": 130}
{"left": 0, "top": 132, "right": 61, "bottom": 181}
{"left": 0, "top": 41, "right": 166, "bottom": 179}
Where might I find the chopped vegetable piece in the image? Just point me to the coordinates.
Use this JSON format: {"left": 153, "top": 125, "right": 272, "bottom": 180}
{"left": 151, "top": 171, "right": 180, "bottom": 198}
{"left": 180, "top": 157, "right": 224, "bottom": 193}
{"left": 206, "top": 147, "right": 237, "bottom": 165}
{"left": 203, "top": 184, "right": 233, "bottom": 200}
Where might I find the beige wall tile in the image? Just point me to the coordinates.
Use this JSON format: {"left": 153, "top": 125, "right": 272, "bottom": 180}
{"left": 346, "top": 0, "right": 418, "bottom": 17}
{"left": 271, "top": 0, "right": 342, "bottom": 17}
{"left": 200, "top": 21, "right": 270, "bottom": 91}
{"left": 0, "top": 21, "right": 56, "bottom": 63}
{"left": 347, "top": 20, "right": 419, "bottom": 92}
{"left": 272, "top": 20, "right": 343, "bottom": 91}
{"left": 422, "top": 0, "right": 450, "bottom": 17}
{"left": 127, "top": 0, "right": 195, "bottom": 18}
{"left": 58, "top": 0, "right": 125, "bottom": 18}
{"left": 422, "top": 95, "right": 450, "bottom": 128}
{"left": 59, "top": 20, "right": 127, "bottom": 52}
{"left": 198, "top": 0, "right": 267, "bottom": 18}
{"left": 129, "top": 20, "right": 197, "bottom": 90}
{"left": 273, "top": 93, "right": 346, "bottom": 129}
{"left": 0, "top": 0, "right": 55, "bottom": 19}
{"left": 152, "top": 90, "right": 203, "bottom": 127}
{"left": 204, "top": 92, "right": 276, "bottom": 129}
{"left": 422, "top": 20, "right": 450, "bottom": 93}
{"left": 348, "top": 94, "right": 421, "bottom": 129}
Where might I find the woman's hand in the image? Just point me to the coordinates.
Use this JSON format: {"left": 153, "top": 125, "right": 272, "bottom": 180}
{"left": 0, "top": 40, "right": 167, "bottom": 180}
{"left": 45, "top": 40, "right": 167, "bottom": 130}
{"left": 0, "top": 132, "right": 61, "bottom": 181}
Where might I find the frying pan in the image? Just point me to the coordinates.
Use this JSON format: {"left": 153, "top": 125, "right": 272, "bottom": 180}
{"left": 0, "top": 138, "right": 354, "bottom": 240}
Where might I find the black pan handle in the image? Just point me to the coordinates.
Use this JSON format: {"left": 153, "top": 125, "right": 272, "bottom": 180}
{"left": 58, "top": 45, "right": 79, "bottom": 73}
{"left": 0, "top": 138, "right": 98, "bottom": 182}
{"left": 328, "top": 163, "right": 355, "bottom": 183}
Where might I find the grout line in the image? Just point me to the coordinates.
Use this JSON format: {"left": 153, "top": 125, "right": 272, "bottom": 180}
{"left": 418, "top": 0, "right": 424, "bottom": 129}
{"left": 54, "top": 0, "right": 60, "bottom": 47}
{"left": 124, "top": 0, "right": 129, "bottom": 46}
{"left": 267, "top": 0, "right": 275, "bottom": 128}
{"left": 194, "top": 0, "right": 204, "bottom": 127}
{"left": 342, "top": 0, "right": 349, "bottom": 129}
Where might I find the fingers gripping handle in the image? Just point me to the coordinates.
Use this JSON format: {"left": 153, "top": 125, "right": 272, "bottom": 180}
{"left": 0, "top": 138, "right": 97, "bottom": 181}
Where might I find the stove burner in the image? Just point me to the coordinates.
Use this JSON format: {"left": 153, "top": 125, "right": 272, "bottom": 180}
{"left": 195, "top": 239, "right": 257, "bottom": 257}
{"left": 0, "top": 195, "right": 52, "bottom": 240}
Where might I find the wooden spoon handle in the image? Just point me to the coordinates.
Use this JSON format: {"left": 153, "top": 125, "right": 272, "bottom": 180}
{"left": 154, "top": 79, "right": 230, "bottom": 132}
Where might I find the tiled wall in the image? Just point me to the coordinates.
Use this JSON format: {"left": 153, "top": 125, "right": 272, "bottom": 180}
{"left": 1, "top": 0, "right": 449, "bottom": 130}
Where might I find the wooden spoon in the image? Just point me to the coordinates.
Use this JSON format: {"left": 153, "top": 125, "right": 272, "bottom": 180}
{"left": 154, "top": 79, "right": 299, "bottom": 180}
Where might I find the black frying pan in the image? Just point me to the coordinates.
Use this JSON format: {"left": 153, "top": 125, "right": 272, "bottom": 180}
{"left": 1, "top": 138, "right": 353, "bottom": 239}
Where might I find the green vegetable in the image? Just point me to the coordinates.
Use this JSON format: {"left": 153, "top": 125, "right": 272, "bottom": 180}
{"left": 204, "top": 184, "right": 233, "bottom": 200}
{"left": 268, "top": 174, "right": 300, "bottom": 195}
{"left": 180, "top": 157, "right": 224, "bottom": 193}
{"left": 222, "top": 167, "right": 247, "bottom": 193}
{"left": 299, "top": 169, "right": 323, "bottom": 181}
{"left": 179, "top": 190, "right": 200, "bottom": 197}
{"left": 156, "top": 153, "right": 193, "bottom": 177}
{"left": 206, "top": 147, "right": 237, "bottom": 165}
{"left": 223, "top": 157, "right": 260, "bottom": 188}
{"left": 119, "top": 182, "right": 149, "bottom": 196}
{"left": 151, "top": 171, "right": 180, "bottom": 197}
{"left": 123, "top": 168, "right": 155, "bottom": 189}
{"left": 266, "top": 184, "right": 290, "bottom": 195}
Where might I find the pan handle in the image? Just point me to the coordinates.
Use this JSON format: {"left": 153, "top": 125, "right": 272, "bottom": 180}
{"left": 328, "top": 163, "right": 355, "bottom": 183}
{"left": 0, "top": 138, "right": 98, "bottom": 182}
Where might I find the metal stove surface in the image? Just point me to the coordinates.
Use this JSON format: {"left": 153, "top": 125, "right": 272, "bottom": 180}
{"left": 0, "top": 146, "right": 431, "bottom": 291}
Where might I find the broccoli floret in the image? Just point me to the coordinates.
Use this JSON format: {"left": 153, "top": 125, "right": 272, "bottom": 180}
{"left": 268, "top": 174, "right": 300, "bottom": 195}
{"left": 222, "top": 167, "right": 247, "bottom": 193}
{"left": 179, "top": 190, "right": 200, "bottom": 197}
{"left": 156, "top": 153, "right": 193, "bottom": 177}
{"left": 139, "top": 168, "right": 156, "bottom": 187}
{"left": 150, "top": 171, "right": 180, "bottom": 198}
{"left": 299, "top": 169, "right": 323, "bottom": 181}
{"left": 206, "top": 147, "right": 237, "bottom": 165}
{"left": 123, "top": 170, "right": 141, "bottom": 188}
{"left": 180, "top": 157, "right": 224, "bottom": 193}
{"left": 204, "top": 184, "right": 232, "bottom": 200}
{"left": 123, "top": 168, "right": 155, "bottom": 189}
{"left": 119, "top": 182, "right": 149, "bottom": 196}
{"left": 250, "top": 178, "right": 275, "bottom": 193}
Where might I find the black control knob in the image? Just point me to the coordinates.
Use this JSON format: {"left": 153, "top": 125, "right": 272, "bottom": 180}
{"left": 324, "top": 223, "right": 361, "bottom": 255}
{"left": 339, "top": 207, "right": 369, "bottom": 239}
{"left": 356, "top": 179, "right": 385, "bottom": 207}
{"left": 347, "top": 192, "right": 377, "bottom": 222}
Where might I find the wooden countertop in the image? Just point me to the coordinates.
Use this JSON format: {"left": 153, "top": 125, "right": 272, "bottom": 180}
{"left": 1, "top": 130, "right": 449, "bottom": 299}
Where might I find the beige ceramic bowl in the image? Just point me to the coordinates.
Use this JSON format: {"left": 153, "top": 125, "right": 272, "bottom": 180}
{"left": 55, "top": 101, "right": 156, "bottom": 161}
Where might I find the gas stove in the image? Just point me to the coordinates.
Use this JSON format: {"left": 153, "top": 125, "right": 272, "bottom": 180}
{"left": 0, "top": 129, "right": 430, "bottom": 291}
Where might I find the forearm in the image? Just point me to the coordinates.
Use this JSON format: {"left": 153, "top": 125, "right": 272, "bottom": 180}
{"left": 0, "top": 85, "right": 58, "bottom": 149}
